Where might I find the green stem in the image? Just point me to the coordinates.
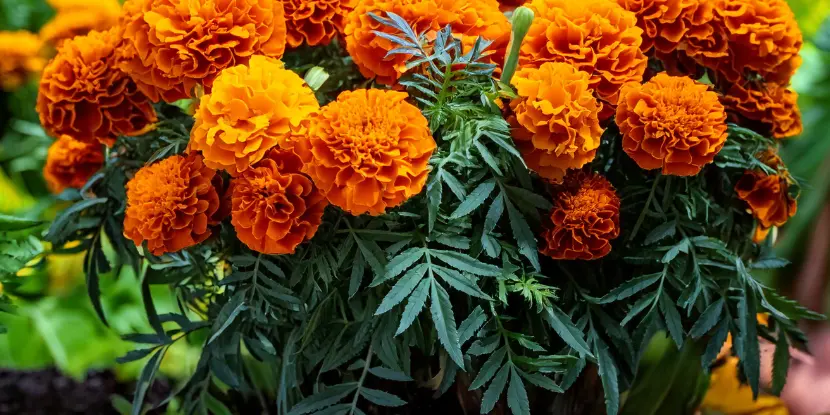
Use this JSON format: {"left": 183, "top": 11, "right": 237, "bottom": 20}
{"left": 500, "top": 7, "right": 535, "bottom": 85}
{"left": 349, "top": 343, "right": 374, "bottom": 415}
{"left": 629, "top": 174, "right": 662, "bottom": 242}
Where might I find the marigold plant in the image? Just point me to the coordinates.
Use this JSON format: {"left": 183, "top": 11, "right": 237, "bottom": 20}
{"left": 735, "top": 169, "right": 797, "bottom": 243}
{"left": 617, "top": 73, "right": 727, "bottom": 176}
{"left": 282, "top": 0, "right": 355, "bottom": 48}
{"left": 124, "top": 153, "right": 221, "bottom": 256}
{"left": 540, "top": 170, "right": 621, "bottom": 260}
{"left": 36, "top": 28, "right": 157, "bottom": 146}
{"left": 43, "top": 135, "right": 104, "bottom": 193}
{"left": 509, "top": 62, "right": 603, "bottom": 183}
{"left": 722, "top": 82, "right": 802, "bottom": 139}
{"left": 39, "top": 0, "right": 120, "bottom": 46}
{"left": 303, "top": 89, "right": 435, "bottom": 215}
{"left": 190, "top": 55, "right": 319, "bottom": 175}
{"left": 118, "top": 0, "right": 288, "bottom": 102}
{"left": 231, "top": 148, "right": 327, "bottom": 254}
{"left": 0, "top": 31, "right": 45, "bottom": 90}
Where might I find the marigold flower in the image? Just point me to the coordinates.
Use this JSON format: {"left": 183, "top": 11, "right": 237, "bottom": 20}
{"left": 303, "top": 89, "right": 436, "bottom": 216}
{"left": 40, "top": 0, "right": 120, "bottom": 46}
{"left": 190, "top": 55, "right": 319, "bottom": 175}
{"left": 36, "top": 29, "right": 157, "bottom": 146}
{"left": 615, "top": 0, "right": 711, "bottom": 54}
{"left": 124, "top": 153, "right": 221, "bottom": 256}
{"left": 454, "top": 0, "right": 512, "bottom": 69}
{"left": 509, "top": 62, "right": 603, "bottom": 183}
{"left": 118, "top": 0, "right": 288, "bottom": 103}
{"left": 520, "top": 0, "right": 647, "bottom": 114}
{"left": 231, "top": 148, "right": 327, "bottom": 254}
{"left": 0, "top": 31, "right": 45, "bottom": 90}
{"left": 540, "top": 171, "right": 621, "bottom": 260}
{"left": 43, "top": 135, "right": 104, "bottom": 193}
{"left": 282, "top": 0, "right": 355, "bottom": 48}
{"left": 721, "top": 82, "right": 802, "bottom": 139}
{"left": 616, "top": 73, "right": 727, "bottom": 176}
{"left": 736, "top": 170, "right": 797, "bottom": 243}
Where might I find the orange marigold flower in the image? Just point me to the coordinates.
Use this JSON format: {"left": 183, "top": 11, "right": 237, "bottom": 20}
{"left": 231, "top": 148, "right": 327, "bottom": 254}
{"left": 190, "top": 55, "right": 319, "bottom": 175}
{"left": 43, "top": 135, "right": 104, "bottom": 193}
{"left": 304, "top": 89, "right": 436, "bottom": 216}
{"left": 721, "top": 82, "right": 802, "bottom": 139}
{"left": 616, "top": 73, "right": 727, "bottom": 176}
{"left": 540, "top": 170, "right": 621, "bottom": 260}
{"left": 509, "top": 62, "right": 603, "bottom": 183}
{"left": 454, "top": 0, "right": 512, "bottom": 69}
{"left": 615, "top": 0, "right": 711, "bottom": 54}
{"left": 735, "top": 170, "right": 797, "bottom": 243}
{"left": 520, "top": 0, "right": 647, "bottom": 113}
{"left": 40, "top": 0, "right": 120, "bottom": 46}
{"left": 0, "top": 31, "right": 45, "bottom": 90}
{"left": 118, "top": 0, "right": 288, "bottom": 103}
{"left": 124, "top": 153, "right": 221, "bottom": 256}
{"left": 282, "top": 0, "right": 355, "bottom": 48}
{"left": 36, "top": 29, "right": 157, "bottom": 146}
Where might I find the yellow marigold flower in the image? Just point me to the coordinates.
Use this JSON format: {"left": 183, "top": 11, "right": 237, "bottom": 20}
{"left": 190, "top": 55, "right": 319, "bottom": 175}
{"left": 118, "top": 0, "right": 288, "bottom": 103}
{"left": 509, "top": 62, "right": 603, "bottom": 183}
{"left": 303, "top": 89, "right": 436, "bottom": 216}
{"left": 43, "top": 135, "right": 104, "bottom": 194}
{"left": 282, "top": 0, "right": 356, "bottom": 48}
{"left": 616, "top": 73, "right": 727, "bottom": 176}
{"left": 701, "top": 357, "right": 789, "bottom": 415}
{"left": 722, "top": 82, "right": 802, "bottom": 139}
{"left": 36, "top": 28, "right": 157, "bottom": 146}
{"left": 40, "top": 0, "right": 120, "bottom": 46}
{"left": 0, "top": 31, "right": 45, "bottom": 91}
{"left": 520, "top": 0, "right": 647, "bottom": 117}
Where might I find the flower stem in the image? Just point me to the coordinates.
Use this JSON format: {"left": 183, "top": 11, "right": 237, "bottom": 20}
{"left": 500, "top": 7, "right": 535, "bottom": 86}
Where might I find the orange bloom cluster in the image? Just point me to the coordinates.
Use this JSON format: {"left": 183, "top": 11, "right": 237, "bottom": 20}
{"left": 40, "top": 0, "right": 121, "bottom": 46}
{"left": 118, "top": 0, "right": 288, "bottom": 103}
{"left": 509, "top": 62, "right": 603, "bottom": 183}
{"left": 282, "top": 0, "right": 355, "bottom": 48}
{"left": 736, "top": 170, "right": 797, "bottom": 243}
{"left": 231, "top": 149, "right": 327, "bottom": 254}
{"left": 721, "top": 82, "right": 802, "bottom": 139}
{"left": 615, "top": 0, "right": 715, "bottom": 55}
{"left": 616, "top": 73, "right": 727, "bottom": 176}
{"left": 36, "top": 29, "right": 157, "bottom": 146}
{"left": 124, "top": 153, "right": 221, "bottom": 256}
{"left": 0, "top": 31, "right": 45, "bottom": 90}
{"left": 453, "top": 0, "right": 512, "bottom": 69}
{"left": 540, "top": 171, "right": 621, "bottom": 260}
{"left": 190, "top": 55, "right": 319, "bottom": 175}
{"left": 43, "top": 135, "right": 104, "bottom": 193}
{"left": 520, "top": 0, "right": 647, "bottom": 115}
{"left": 301, "top": 89, "right": 436, "bottom": 216}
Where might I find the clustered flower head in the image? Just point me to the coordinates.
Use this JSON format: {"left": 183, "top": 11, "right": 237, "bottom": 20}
{"left": 540, "top": 171, "right": 621, "bottom": 260}
{"left": 40, "top": 0, "right": 121, "bottom": 46}
{"left": 301, "top": 89, "right": 436, "bottom": 216}
{"left": 520, "top": 0, "right": 647, "bottom": 117}
{"left": 36, "top": 28, "right": 157, "bottom": 146}
{"left": 118, "top": 0, "right": 288, "bottom": 103}
{"left": 190, "top": 55, "right": 319, "bottom": 175}
{"left": 124, "top": 153, "right": 221, "bottom": 256}
{"left": 735, "top": 149, "right": 797, "bottom": 243}
{"left": 616, "top": 73, "right": 728, "bottom": 176}
{"left": 614, "top": 0, "right": 714, "bottom": 55}
{"left": 43, "top": 135, "right": 104, "bottom": 193}
{"left": 721, "top": 82, "right": 802, "bottom": 139}
{"left": 231, "top": 148, "right": 327, "bottom": 254}
{"left": 282, "top": 0, "right": 355, "bottom": 48}
{"left": 509, "top": 62, "right": 603, "bottom": 183}
{"left": 453, "top": 0, "right": 512, "bottom": 69}
{"left": 0, "top": 31, "right": 45, "bottom": 91}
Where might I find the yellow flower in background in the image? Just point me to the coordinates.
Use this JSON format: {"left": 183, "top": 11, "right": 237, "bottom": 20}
{"left": 0, "top": 31, "right": 45, "bottom": 91}
{"left": 40, "top": 0, "right": 121, "bottom": 46}
{"left": 701, "top": 357, "right": 789, "bottom": 415}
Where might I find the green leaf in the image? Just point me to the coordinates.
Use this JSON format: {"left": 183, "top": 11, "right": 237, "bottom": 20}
{"left": 661, "top": 238, "right": 690, "bottom": 263}
{"left": 287, "top": 383, "right": 358, "bottom": 415}
{"left": 621, "top": 293, "right": 657, "bottom": 327}
{"left": 599, "top": 273, "right": 662, "bottom": 304}
{"left": 430, "top": 279, "right": 464, "bottom": 367}
{"left": 517, "top": 368, "right": 563, "bottom": 393}
{"left": 349, "top": 254, "right": 365, "bottom": 298}
{"left": 376, "top": 263, "right": 428, "bottom": 315}
{"left": 375, "top": 247, "right": 424, "bottom": 286}
{"left": 395, "top": 277, "right": 430, "bottom": 335}
{"left": 474, "top": 141, "right": 503, "bottom": 175}
{"left": 369, "top": 367, "right": 413, "bottom": 382}
{"left": 644, "top": 220, "right": 676, "bottom": 245}
{"left": 690, "top": 299, "right": 724, "bottom": 338}
{"left": 702, "top": 319, "right": 730, "bottom": 367}
{"left": 431, "top": 249, "right": 501, "bottom": 276}
{"left": 360, "top": 387, "right": 407, "bottom": 407}
{"left": 659, "top": 292, "right": 684, "bottom": 349}
{"left": 451, "top": 179, "right": 496, "bottom": 219}
{"left": 427, "top": 179, "right": 442, "bottom": 233}
{"left": 131, "top": 347, "right": 165, "bottom": 415}
{"left": 470, "top": 346, "right": 507, "bottom": 390}
{"left": 458, "top": 306, "right": 487, "bottom": 345}
{"left": 750, "top": 258, "right": 790, "bottom": 269}
{"left": 0, "top": 214, "right": 42, "bottom": 231}
{"left": 504, "top": 185, "right": 553, "bottom": 210}
{"left": 771, "top": 331, "right": 789, "bottom": 396}
{"left": 205, "top": 394, "right": 233, "bottom": 415}
{"left": 484, "top": 192, "right": 505, "bottom": 234}
{"left": 737, "top": 292, "right": 761, "bottom": 398}
{"left": 209, "top": 299, "right": 247, "bottom": 344}
{"left": 433, "top": 266, "right": 491, "bottom": 300}
{"left": 507, "top": 366, "right": 531, "bottom": 415}
{"left": 504, "top": 197, "right": 540, "bottom": 272}
{"left": 543, "top": 307, "right": 593, "bottom": 357}
{"left": 442, "top": 171, "right": 467, "bottom": 200}
{"left": 480, "top": 363, "right": 509, "bottom": 414}
{"left": 354, "top": 234, "right": 387, "bottom": 278}
{"left": 594, "top": 336, "right": 620, "bottom": 415}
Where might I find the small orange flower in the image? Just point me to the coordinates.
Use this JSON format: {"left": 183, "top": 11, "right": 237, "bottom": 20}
{"left": 617, "top": 73, "right": 727, "bottom": 176}
{"left": 303, "top": 89, "right": 436, "bottom": 216}
{"left": 0, "top": 31, "right": 45, "bottom": 90}
{"left": 509, "top": 62, "right": 603, "bottom": 183}
{"left": 36, "top": 28, "right": 157, "bottom": 146}
{"left": 520, "top": 0, "right": 647, "bottom": 115}
{"left": 40, "top": 0, "right": 120, "bottom": 46}
{"left": 736, "top": 169, "right": 797, "bottom": 244}
{"left": 124, "top": 153, "right": 221, "bottom": 256}
{"left": 231, "top": 148, "right": 327, "bottom": 254}
{"left": 43, "top": 135, "right": 104, "bottom": 193}
{"left": 190, "top": 55, "right": 319, "bottom": 175}
{"left": 721, "top": 82, "right": 802, "bottom": 139}
{"left": 282, "top": 0, "right": 355, "bottom": 48}
{"left": 540, "top": 171, "right": 621, "bottom": 260}
{"left": 118, "top": 0, "right": 288, "bottom": 103}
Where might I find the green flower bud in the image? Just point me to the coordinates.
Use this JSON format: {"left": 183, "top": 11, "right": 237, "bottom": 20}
{"left": 501, "top": 6, "right": 535, "bottom": 85}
